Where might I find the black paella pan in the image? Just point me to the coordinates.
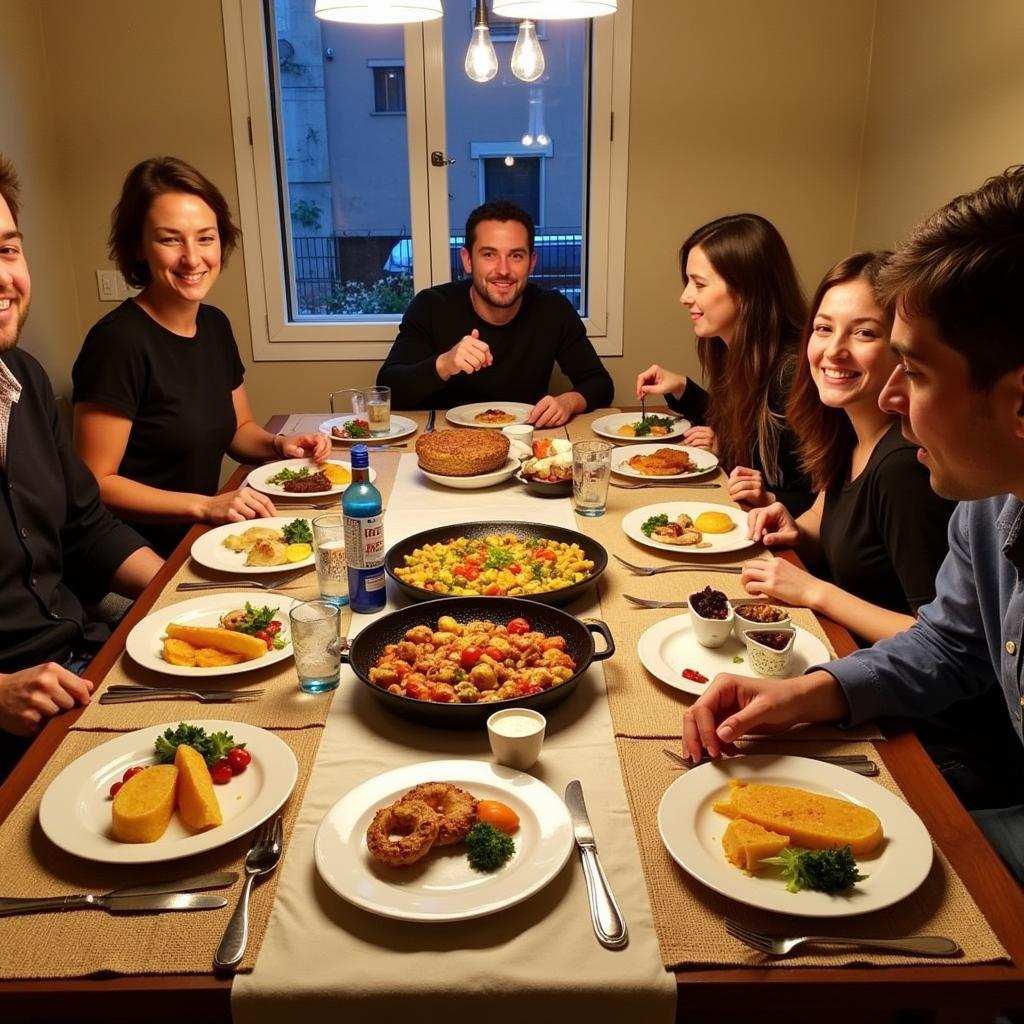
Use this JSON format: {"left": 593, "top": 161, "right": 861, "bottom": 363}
{"left": 383, "top": 520, "right": 607, "bottom": 606}
{"left": 342, "top": 597, "right": 614, "bottom": 727}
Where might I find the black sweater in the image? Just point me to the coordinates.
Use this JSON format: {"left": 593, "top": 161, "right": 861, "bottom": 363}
{"left": 377, "top": 280, "right": 614, "bottom": 410}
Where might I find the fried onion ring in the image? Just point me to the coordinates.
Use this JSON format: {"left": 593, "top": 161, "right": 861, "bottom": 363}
{"left": 365, "top": 798, "right": 440, "bottom": 867}
{"left": 403, "top": 782, "right": 478, "bottom": 846}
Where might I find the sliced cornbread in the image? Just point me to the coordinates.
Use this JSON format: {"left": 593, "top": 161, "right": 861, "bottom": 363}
{"left": 416, "top": 428, "right": 509, "bottom": 477}
{"left": 713, "top": 780, "right": 883, "bottom": 855}
{"left": 174, "top": 744, "right": 223, "bottom": 831}
{"left": 722, "top": 818, "right": 790, "bottom": 871}
{"left": 111, "top": 764, "right": 178, "bottom": 843}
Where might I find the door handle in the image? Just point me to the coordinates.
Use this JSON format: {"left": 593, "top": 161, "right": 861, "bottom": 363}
{"left": 430, "top": 151, "right": 456, "bottom": 167}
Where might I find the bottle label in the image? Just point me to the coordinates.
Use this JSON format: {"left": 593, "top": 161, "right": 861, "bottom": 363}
{"left": 344, "top": 513, "right": 385, "bottom": 569}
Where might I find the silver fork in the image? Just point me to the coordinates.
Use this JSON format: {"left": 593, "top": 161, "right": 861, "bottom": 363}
{"left": 214, "top": 816, "right": 284, "bottom": 972}
{"left": 177, "top": 567, "right": 309, "bottom": 592}
{"left": 724, "top": 918, "right": 961, "bottom": 958}
{"left": 275, "top": 501, "right": 337, "bottom": 511}
{"left": 100, "top": 686, "right": 264, "bottom": 705}
{"left": 660, "top": 747, "right": 879, "bottom": 776}
{"left": 613, "top": 553, "right": 743, "bottom": 575}
{"left": 425, "top": 409, "right": 436, "bottom": 433}
{"left": 611, "top": 481, "right": 720, "bottom": 490}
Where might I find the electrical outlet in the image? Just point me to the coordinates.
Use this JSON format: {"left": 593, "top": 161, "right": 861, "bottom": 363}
{"left": 96, "top": 270, "right": 119, "bottom": 301}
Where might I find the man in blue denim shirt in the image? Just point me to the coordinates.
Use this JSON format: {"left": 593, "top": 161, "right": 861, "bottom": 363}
{"left": 683, "top": 165, "right": 1024, "bottom": 883}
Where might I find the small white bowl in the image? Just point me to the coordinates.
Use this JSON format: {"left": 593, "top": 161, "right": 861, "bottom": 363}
{"left": 688, "top": 589, "right": 735, "bottom": 648}
{"left": 742, "top": 627, "right": 796, "bottom": 677}
{"left": 732, "top": 602, "right": 792, "bottom": 641}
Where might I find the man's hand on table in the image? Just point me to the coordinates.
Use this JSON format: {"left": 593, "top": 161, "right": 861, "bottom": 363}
{"left": 202, "top": 486, "right": 278, "bottom": 525}
{"left": 681, "top": 669, "right": 850, "bottom": 763}
{"left": 436, "top": 330, "right": 493, "bottom": 380}
{"left": 0, "top": 664, "right": 94, "bottom": 737}
{"left": 527, "top": 392, "right": 585, "bottom": 428}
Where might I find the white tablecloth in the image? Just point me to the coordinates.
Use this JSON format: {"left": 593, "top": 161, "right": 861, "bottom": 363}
{"left": 233, "top": 455, "right": 677, "bottom": 1022}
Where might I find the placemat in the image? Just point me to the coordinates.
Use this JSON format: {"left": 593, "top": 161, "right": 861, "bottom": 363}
{"left": 616, "top": 736, "right": 1008, "bottom": 969}
{"left": 0, "top": 725, "right": 322, "bottom": 978}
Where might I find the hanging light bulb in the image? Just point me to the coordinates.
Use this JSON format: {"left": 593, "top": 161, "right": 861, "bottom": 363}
{"left": 465, "top": 0, "right": 499, "bottom": 83}
{"left": 510, "top": 20, "right": 545, "bottom": 82}
{"left": 314, "top": 0, "right": 442, "bottom": 24}
{"left": 494, "top": 1, "right": 616, "bottom": 16}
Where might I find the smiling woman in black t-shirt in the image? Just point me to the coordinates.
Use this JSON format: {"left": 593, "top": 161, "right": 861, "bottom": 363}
{"left": 72, "top": 157, "right": 328, "bottom": 556}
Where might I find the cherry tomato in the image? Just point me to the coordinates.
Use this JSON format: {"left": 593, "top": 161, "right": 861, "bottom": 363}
{"left": 211, "top": 759, "right": 233, "bottom": 785}
{"left": 255, "top": 629, "right": 274, "bottom": 650}
{"left": 532, "top": 547, "right": 557, "bottom": 562}
{"left": 508, "top": 563, "right": 522, "bottom": 575}
{"left": 483, "top": 583, "right": 504, "bottom": 596}
{"left": 266, "top": 620, "right": 282, "bottom": 635}
{"left": 483, "top": 646, "right": 505, "bottom": 662}
{"left": 227, "top": 747, "right": 252, "bottom": 774}
{"left": 109, "top": 780, "right": 123, "bottom": 798}
{"left": 453, "top": 565, "right": 480, "bottom": 582}
{"left": 476, "top": 800, "right": 520, "bottom": 834}
{"left": 405, "top": 680, "right": 430, "bottom": 701}
{"left": 506, "top": 617, "right": 531, "bottom": 635}
{"left": 122, "top": 765, "right": 146, "bottom": 782}
{"left": 460, "top": 646, "right": 483, "bottom": 669}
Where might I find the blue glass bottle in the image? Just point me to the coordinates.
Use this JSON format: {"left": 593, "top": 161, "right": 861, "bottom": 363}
{"left": 343, "top": 444, "right": 386, "bottom": 612}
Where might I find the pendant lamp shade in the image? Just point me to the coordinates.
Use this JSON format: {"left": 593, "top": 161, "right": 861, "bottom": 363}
{"left": 493, "top": 0, "right": 617, "bottom": 17}
{"left": 314, "top": 0, "right": 443, "bottom": 24}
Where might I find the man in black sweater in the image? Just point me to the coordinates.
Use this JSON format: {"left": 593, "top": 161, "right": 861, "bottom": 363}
{"left": 377, "top": 201, "right": 613, "bottom": 427}
{"left": 0, "top": 155, "right": 162, "bottom": 774}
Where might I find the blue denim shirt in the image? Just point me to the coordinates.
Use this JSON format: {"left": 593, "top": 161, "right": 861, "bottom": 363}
{"left": 825, "top": 495, "right": 1024, "bottom": 746}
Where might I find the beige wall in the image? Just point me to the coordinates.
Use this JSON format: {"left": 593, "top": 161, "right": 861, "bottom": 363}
{"left": 5, "top": 0, "right": 1021, "bottom": 421}
{"left": 853, "top": 0, "right": 1024, "bottom": 250}
{"left": 1, "top": 0, "right": 81, "bottom": 397}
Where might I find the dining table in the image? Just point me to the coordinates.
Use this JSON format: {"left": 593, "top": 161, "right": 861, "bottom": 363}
{"left": 1, "top": 406, "right": 1023, "bottom": 1024}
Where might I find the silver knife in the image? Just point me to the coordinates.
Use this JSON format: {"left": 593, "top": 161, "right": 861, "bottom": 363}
{"left": 564, "top": 780, "right": 628, "bottom": 949}
{"left": 0, "top": 892, "right": 227, "bottom": 917}
{"left": 0, "top": 870, "right": 237, "bottom": 917}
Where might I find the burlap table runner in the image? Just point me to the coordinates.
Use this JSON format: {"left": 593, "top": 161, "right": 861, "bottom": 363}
{"left": 73, "top": 451, "right": 404, "bottom": 732}
{"left": 616, "top": 736, "right": 1008, "bottom": 969}
{"left": 0, "top": 726, "right": 321, "bottom": 978}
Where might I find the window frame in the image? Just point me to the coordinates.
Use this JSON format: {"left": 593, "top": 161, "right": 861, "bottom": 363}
{"left": 369, "top": 60, "right": 407, "bottom": 115}
{"left": 221, "top": 0, "right": 631, "bottom": 360}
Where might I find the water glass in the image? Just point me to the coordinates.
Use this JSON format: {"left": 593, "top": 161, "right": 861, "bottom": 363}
{"left": 289, "top": 600, "right": 344, "bottom": 694}
{"left": 312, "top": 513, "right": 349, "bottom": 607}
{"left": 329, "top": 388, "right": 367, "bottom": 420}
{"left": 365, "top": 386, "right": 391, "bottom": 437}
{"left": 572, "top": 440, "right": 613, "bottom": 517}
{"left": 502, "top": 423, "right": 534, "bottom": 447}
{"left": 487, "top": 708, "right": 546, "bottom": 771}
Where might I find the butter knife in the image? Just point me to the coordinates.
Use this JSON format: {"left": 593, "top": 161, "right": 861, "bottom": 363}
{"left": 0, "top": 870, "right": 237, "bottom": 917}
{"left": 564, "top": 780, "right": 628, "bottom": 949}
{"left": 0, "top": 893, "right": 227, "bottom": 917}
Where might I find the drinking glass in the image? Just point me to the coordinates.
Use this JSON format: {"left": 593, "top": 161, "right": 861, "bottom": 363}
{"left": 289, "top": 600, "right": 344, "bottom": 694}
{"left": 312, "top": 514, "right": 349, "bottom": 607}
{"left": 329, "top": 388, "right": 367, "bottom": 421}
{"left": 572, "top": 440, "right": 613, "bottom": 517}
{"left": 364, "top": 386, "right": 391, "bottom": 437}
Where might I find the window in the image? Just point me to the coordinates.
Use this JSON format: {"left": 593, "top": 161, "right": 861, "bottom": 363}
{"left": 222, "top": 0, "right": 632, "bottom": 359}
{"left": 371, "top": 63, "right": 405, "bottom": 114}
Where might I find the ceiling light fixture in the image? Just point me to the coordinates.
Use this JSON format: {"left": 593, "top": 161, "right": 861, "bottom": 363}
{"left": 314, "top": 0, "right": 442, "bottom": 24}
{"left": 493, "top": 0, "right": 616, "bottom": 18}
{"left": 465, "top": 0, "right": 499, "bottom": 83}
{"left": 510, "top": 19, "right": 545, "bottom": 82}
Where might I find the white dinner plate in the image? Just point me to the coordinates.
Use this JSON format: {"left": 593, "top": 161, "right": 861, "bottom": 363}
{"left": 591, "top": 411, "right": 690, "bottom": 441}
{"left": 38, "top": 721, "right": 298, "bottom": 864}
{"left": 622, "top": 501, "right": 752, "bottom": 555}
{"left": 125, "top": 592, "right": 299, "bottom": 678}
{"left": 314, "top": 759, "right": 573, "bottom": 922}
{"left": 638, "top": 614, "right": 831, "bottom": 696}
{"left": 189, "top": 516, "right": 315, "bottom": 575}
{"left": 320, "top": 413, "right": 418, "bottom": 443}
{"left": 418, "top": 456, "right": 521, "bottom": 490}
{"left": 445, "top": 402, "right": 534, "bottom": 428}
{"left": 612, "top": 443, "right": 719, "bottom": 480}
{"left": 658, "top": 755, "right": 933, "bottom": 917}
{"left": 246, "top": 458, "right": 375, "bottom": 497}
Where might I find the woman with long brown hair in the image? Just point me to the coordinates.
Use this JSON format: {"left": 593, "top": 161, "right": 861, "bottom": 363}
{"left": 743, "top": 251, "right": 954, "bottom": 642}
{"left": 636, "top": 213, "right": 814, "bottom": 514}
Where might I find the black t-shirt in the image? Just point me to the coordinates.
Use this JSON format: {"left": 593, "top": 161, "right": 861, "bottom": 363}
{"left": 819, "top": 420, "right": 955, "bottom": 618}
{"left": 72, "top": 300, "right": 244, "bottom": 556}
{"left": 376, "top": 280, "right": 614, "bottom": 411}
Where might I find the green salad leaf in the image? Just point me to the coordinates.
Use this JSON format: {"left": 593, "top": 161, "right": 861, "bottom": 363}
{"left": 281, "top": 518, "right": 312, "bottom": 545}
{"left": 641, "top": 513, "right": 669, "bottom": 537}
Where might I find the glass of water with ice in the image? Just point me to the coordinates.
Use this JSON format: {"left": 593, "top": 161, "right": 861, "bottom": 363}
{"left": 289, "top": 600, "right": 344, "bottom": 694}
{"left": 364, "top": 386, "right": 391, "bottom": 437}
{"left": 572, "top": 440, "right": 613, "bottom": 517}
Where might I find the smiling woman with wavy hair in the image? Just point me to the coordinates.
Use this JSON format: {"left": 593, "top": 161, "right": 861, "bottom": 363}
{"left": 636, "top": 213, "right": 814, "bottom": 515}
